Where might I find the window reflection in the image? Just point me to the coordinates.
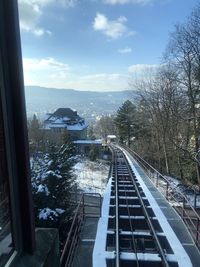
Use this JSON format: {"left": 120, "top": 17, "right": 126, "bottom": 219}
{"left": 0, "top": 98, "right": 13, "bottom": 266}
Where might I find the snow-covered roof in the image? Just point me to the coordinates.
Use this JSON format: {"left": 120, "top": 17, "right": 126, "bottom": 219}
{"left": 53, "top": 108, "right": 78, "bottom": 119}
{"left": 107, "top": 135, "right": 117, "bottom": 139}
{"left": 73, "top": 139, "right": 102, "bottom": 145}
{"left": 66, "top": 123, "right": 88, "bottom": 131}
{"left": 62, "top": 116, "right": 70, "bottom": 121}
{"left": 43, "top": 108, "right": 88, "bottom": 132}
{"left": 43, "top": 122, "right": 88, "bottom": 131}
{"left": 45, "top": 108, "right": 81, "bottom": 122}
{"left": 43, "top": 123, "right": 66, "bottom": 129}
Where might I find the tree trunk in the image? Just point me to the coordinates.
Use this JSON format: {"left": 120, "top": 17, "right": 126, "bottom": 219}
{"left": 177, "top": 153, "right": 184, "bottom": 181}
{"left": 163, "top": 141, "right": 170, "bottom": 174}
{"left": 156, "top": 130, "right": 162, "bottom": 171}
{"left": 195, "top": 160, "right": 200, "bottom": 185}
{"left": 192, "top": 111, "right": 200, "bottom": 184}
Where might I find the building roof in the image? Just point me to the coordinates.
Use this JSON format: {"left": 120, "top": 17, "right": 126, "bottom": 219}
{"left": 43, "top": 108, "right": 88, "bottom": 131}
{"left": 45, "top": 108, "right": 80, "bottom": 121}
{"left": 54, "top": 108, "right": 79, "bottom": 119}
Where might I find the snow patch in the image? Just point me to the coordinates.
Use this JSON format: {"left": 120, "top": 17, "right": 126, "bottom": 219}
{"left": 55, "top": 208, "right": 65, "bottom": 214}
{"left": 41, "top": 170, "right": 62, "bottom": 180}
{"left": 39, "top": 208, "right": 57, "bottom": 220}
{"left": 73, "top": 159, "right": 109, "bottom": 194}
{"left": 38, "top": 207, "right": 64, "bottom": 220}
{"left": 36, "top": 184, "right": 49, "bottom": 195}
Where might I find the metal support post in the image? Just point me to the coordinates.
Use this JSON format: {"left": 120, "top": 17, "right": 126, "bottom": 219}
{"left": 182, "top": 198, "right": 185, "bottom": 219}
{"left": 196, "top": 218, "right": 200, "bottom": 247}
{"left": 82, "top": 195, "right": 85, "bottom": 218}
{"left": 194, "top": 190, "right": 197, "bottom": 209}
{"left": 156, "top": 173, "right": 159, "bottom": 187}
{"left": 166, "top": 182, "right": 169, "bottom": 200}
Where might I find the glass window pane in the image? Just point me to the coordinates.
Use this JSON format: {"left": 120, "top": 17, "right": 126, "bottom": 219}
{"left": 0, "top": 99, "right": 13, "bottom": 266}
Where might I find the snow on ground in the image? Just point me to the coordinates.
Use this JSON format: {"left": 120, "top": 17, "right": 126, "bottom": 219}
{"left": 150, "top": 172, "right": 200, "bottom": 208}
{"left": 73, "top": 158, "right": 110, "bottom": 195}
{"left": 36, "top": 184, "right": 50, "bottom": 195}
{"left": 38, "top": 207, "right": 64, "bottom": 220}
{"left": 38, "top": 208, "right": 58, "bottom": 220}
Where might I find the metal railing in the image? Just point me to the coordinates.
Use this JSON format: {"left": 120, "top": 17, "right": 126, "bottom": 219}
{"left": 60, "top": 192, "right": 102, "bottom": 267}
{"left": 121, "top": 145, "right": 200, "bottom": 249}
{"left": 114, "top": 150, "right": 120, "bottom": 267}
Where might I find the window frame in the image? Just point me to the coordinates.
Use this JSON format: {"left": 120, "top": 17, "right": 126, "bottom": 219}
{"left": 0, "top": 0, "right": 35, "bottom": 265}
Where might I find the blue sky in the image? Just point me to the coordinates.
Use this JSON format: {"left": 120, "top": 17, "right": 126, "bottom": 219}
{"left": 18, "top": 0, "right": 198, "bottom": 91}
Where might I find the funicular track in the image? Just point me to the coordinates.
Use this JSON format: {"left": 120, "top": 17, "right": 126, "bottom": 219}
{"left": 107, "top": 146, "right": 178, "bottom": 267}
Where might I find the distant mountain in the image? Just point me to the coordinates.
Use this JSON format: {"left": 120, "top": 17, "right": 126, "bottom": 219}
{"left": 25, "top": 86, "right": 137, "bottom": 122}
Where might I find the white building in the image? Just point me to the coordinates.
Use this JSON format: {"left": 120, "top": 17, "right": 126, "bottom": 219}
{"left": 43, "top": 108, "right": 88, "bottom": 140}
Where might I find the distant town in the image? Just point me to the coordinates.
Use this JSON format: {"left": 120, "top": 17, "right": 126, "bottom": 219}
{"left": 24, "top": 86, "right": 135, "bottom": 122}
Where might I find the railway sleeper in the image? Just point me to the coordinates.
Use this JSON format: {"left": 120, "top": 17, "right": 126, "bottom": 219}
{"left": 110, "top": 197, "right": 150, "bottom": 206}
{"left": 109, "top": 206, "right": 155, "bottom": 217}
{"left": 108, "top": 216, "right": 162, "bottom": 232}
{"left": 106, "top": 232, "right": 171, "bottom": 252}
{"left": 106, "top": 252, "right": 179, "bottom": 267}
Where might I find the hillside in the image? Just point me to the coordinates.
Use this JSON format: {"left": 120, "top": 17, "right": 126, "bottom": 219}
{"left": 25, "top": 86, "right": 136, "bottom": 122}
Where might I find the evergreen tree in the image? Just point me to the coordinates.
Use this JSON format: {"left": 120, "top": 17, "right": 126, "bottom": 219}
{"left": 29, "top": 114, "right": 40, "bottom": 143}
{"left": 31, "top": 136, "right": 76, "bottom": 228}
{"left": 28, "top": 114, "right": 46, "bottom": 154}
{"left": 115, "top": 100, "right": 139, "bottom": 147}
{"left": 94, "top": 115, "right": 117, "bottom": 139}
{"left": 89, "top": 145, "right": 99, "bottom": 161}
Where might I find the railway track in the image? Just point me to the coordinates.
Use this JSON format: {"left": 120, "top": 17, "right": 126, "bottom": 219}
{"left": 108, "top": 146, "right": 171, "bottom": 267}
{"left": 93, "top": 146, "right": 192, "bottom": 267}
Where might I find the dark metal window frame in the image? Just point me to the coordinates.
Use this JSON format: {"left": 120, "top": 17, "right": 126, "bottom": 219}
{"left": 0, "top": 0, "right": 35, "bottom": 265}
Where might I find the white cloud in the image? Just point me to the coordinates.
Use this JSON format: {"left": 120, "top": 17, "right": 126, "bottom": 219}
{"left": 32, "top": 28, "right": 44, "bottom": 36}
{"left": 23, "top": 57, "right": 71, "bottom": 87}
{"left": 32, "top": 0, "right": 77, "bottom": 6}
{"left": 118, "top": 47, "right": 132, "bottom": 54}
{"left": 18, "top": 0, "right": 77, "bottom": 36}
{"left": 18, "top": 0, "right": 44, "bottom": 36}
{"left": 93, "top": 13, "right": 135, "bottom": 39}
{"left": 23, "top": 58, "right": 128, "bottom": 91}
{"left": 103, "top": 0, "right": 152, "bottom": 5}
{"left": 23, "top": 57, "right": 70, "bottom": 71}
{"left": 81, "top": 73, "right": 125, "bottom": 81}
{"left": 128, "top": 64, "right": 159, "bottom": 83}
{"left": 128, "top": 64, "right": 158, "bottom": 73}
{"left": 19, "top": 0, "right": 77, "bottom": 8}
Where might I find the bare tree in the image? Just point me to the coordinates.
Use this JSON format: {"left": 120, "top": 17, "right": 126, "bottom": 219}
{"left": 165, "top": 14, "right": 200, "bottom": 183}
{"left": 127, "top": 4, "right": 200, "bottom": 184}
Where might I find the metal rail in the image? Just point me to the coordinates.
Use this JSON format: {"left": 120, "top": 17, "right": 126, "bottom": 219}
{"left": 60, "top": 192, "right": 101, "bottom": 267}
{"left": 122, "top": 179, "right": 139, "bottom": 267}
{"left": 110, "top": 145, "right": 170, "bottom": 267}
{"left": 120, "top": 149, "right": 170, "bottom": 267}
{"left": 114, "top": 151, "right": 120, "bottom": 267}
{"left": 121, "top": 144, "right": 200, "bottom": 249}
